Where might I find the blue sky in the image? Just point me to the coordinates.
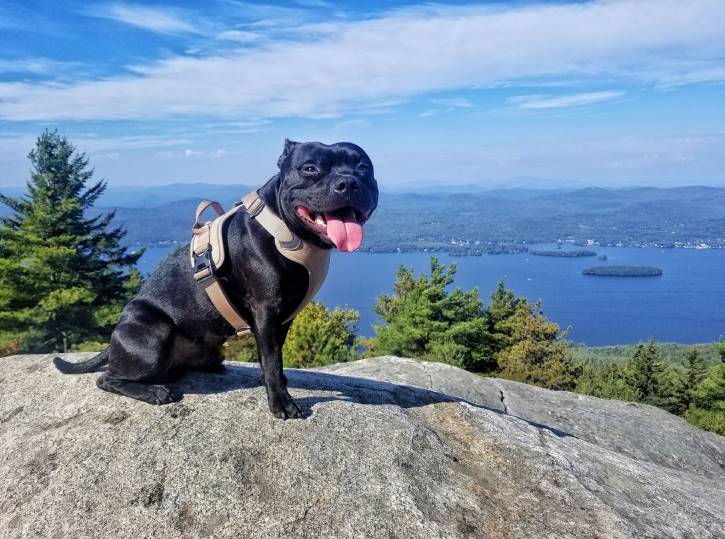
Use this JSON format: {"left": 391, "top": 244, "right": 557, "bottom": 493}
{"left": 1, "top": 0, "right": 724, "bottom": 188}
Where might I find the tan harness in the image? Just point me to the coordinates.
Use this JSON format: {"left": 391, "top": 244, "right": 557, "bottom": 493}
{"left": 190, "top": 191, "right": 331, "bottom": 336}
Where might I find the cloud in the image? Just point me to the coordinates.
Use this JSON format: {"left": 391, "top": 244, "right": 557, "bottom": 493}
{"left": 184, "top": 148, "right": 228, "bottom": 158}
{"left": 1, "top": 0, "right": 724, "bottom": 121}
{"left": 89, "top": 3, "right": 200, "bottom": 34}
{"left": 216, "top": 30, "right": 264, "bottom": 44}
{"left": 0, "top": 57, "right": 84, "bottom": 76}
{"left": 430, "top": 97, "right": 473, "bottom": 108}
{"left": 508, "top": 91, "right": 625, "bottom": 110}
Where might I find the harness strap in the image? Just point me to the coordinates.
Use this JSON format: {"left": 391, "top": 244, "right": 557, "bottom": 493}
{"left": 199, "top": 277, "right": 250, "bottom": 335}
{"left": 191, "top": 199, "right": 250, "bottom": 336}
{"left": 241, "top": 192, "right": 331, "bottom": 323}
{"left": 190, "top": 190, "right": 331, "bottom": 336}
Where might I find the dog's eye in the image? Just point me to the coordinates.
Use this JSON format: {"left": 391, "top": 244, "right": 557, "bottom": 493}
{"left": 301, "top": 164, "right": 319, "bottom": 174}
{"left": 357, "top": 162, "right": 369, "bottom": 173}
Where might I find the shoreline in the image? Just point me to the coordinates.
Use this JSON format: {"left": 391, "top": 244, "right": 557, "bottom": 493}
{"left": 132, "top": 241, "right": 725, "bottom": 253}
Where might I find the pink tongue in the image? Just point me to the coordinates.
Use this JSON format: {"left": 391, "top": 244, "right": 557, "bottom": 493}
{"left": 324, "top": 207, "right": 363, "bottom": 252}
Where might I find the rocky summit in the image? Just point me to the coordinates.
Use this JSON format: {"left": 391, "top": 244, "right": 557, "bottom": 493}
{"left": 1, "top": 354, "right": 723, "bottom": 538}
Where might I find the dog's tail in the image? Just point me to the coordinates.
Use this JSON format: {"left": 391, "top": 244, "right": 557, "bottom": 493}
{"left": 53, "top": 349, "right": 109, "bottom": 374}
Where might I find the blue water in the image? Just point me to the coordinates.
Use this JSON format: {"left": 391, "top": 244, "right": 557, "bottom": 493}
{"left": 137, "top": 244, "right": 725, "bottom": 346}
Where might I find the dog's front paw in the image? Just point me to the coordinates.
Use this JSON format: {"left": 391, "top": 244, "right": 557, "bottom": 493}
{"left": 267, "top": 391, "right": 304, "bottom": 420}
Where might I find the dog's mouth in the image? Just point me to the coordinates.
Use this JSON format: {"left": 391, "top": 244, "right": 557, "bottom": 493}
{"left": 295, "top": 205, "right": 369, "bottom": 252}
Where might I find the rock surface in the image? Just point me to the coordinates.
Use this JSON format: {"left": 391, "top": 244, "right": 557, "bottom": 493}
{"left": 0, "top": 354, "right": 723, "bottom": 538}
{"left": 320, "top": 357, "right": 725, "bottom": 478}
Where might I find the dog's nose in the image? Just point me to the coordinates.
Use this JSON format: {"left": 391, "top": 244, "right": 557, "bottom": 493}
{"left": 333, "top": 177, "right": 360, "bottom": 194}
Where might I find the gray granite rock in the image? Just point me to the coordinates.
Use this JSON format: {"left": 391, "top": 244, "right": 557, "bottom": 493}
{"left": 1, "top": 353, "right": 724, "bottom": 538}
{"left": 321, "top": 357, "right": 725, "bottom": 478}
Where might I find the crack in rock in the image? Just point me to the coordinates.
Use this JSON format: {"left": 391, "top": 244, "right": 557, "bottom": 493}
{"left": 498, "top": 388, "right": 509, "bottom": 415}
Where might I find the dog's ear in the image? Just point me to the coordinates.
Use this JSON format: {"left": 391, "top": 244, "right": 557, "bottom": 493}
{"left": 277, "top": 139, "right": 299, "bottom": 169}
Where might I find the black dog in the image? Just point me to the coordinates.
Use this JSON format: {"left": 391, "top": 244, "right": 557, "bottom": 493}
{"left": 54, "top": 140, "right": 378, "bottom": 419}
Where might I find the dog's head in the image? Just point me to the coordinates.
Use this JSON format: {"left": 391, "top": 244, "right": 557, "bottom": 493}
{"left": 275, "top": 139, "right": 378, "bottom": 252}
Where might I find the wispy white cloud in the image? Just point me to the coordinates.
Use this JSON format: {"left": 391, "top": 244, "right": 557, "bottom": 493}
{"left": 89, "top": 3, "right": 200, "bottom": 34}
{"left": 1, "top": 0, "right": 724, "bottom": 121}
{"left": 182, "top": 148, "right": 229, "bottom": 158}
{"left": 508, "top": 91, "right": 625, "bottom": 110}
{"left": 0, "top": 133, "right": 192, "bottom": 159}
{"left": 216, "top": 30, "right": 264, "bottom": 43}
{"left": 430, "top": 97, "right": 473, "bottom": 108}
{"left": 0, "top": 57, "right": 84, "bottom": 76}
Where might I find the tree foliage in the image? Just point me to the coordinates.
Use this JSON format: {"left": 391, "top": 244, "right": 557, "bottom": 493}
{"left": 224, "top": 302, "right": 359, "bottom": 368}
{"left": 495, "top": 301, "right": 580, "bottom": 390}
{"left": 0, "top": 131, "right": 141, "bottom": 352}
{"left": 684, "top": 363, "right": 725, "bottom": 435}
{"left": 714, "top": 338, "right": 725, "bottom": 363}
{"left": 680, "top": 349, "right": 709, "bottom": 410}
{"left": 624, "top": 339, "right": 667, "bottom": 405}
{"left": 364, "top": 258, "right": 492, "bottom": 371}
{"left": 365, "top": 258, "right": 577, "bottom": 389}
{"left": 576, "top": 363, "right": 639, "bottom": 401}
{"left": 282, "top": 302, "right": 359, "bottom": 368}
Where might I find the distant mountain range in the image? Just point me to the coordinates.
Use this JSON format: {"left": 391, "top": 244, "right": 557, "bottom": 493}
{"left": 2, "top": 184, "right": 725, "bottom": 251}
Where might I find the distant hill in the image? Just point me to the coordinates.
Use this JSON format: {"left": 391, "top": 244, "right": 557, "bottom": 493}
{"left": 359, "top": 185, "right": 725, "bottom": 252}
{"left": 0, "top": 183, "right": 254, "bottom": 212}
{"left": 3, "top": 184, "right": 725, "bottom": 250}
{"left": 93, "top": 182, "right": 255, "bottom": 208}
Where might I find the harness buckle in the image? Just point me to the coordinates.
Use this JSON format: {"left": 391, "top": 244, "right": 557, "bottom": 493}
{"left": 192, "top": 247, "right": 214, "bottom": 282}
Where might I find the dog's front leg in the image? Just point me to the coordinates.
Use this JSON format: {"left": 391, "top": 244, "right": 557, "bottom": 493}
{"left": 255, "top": 318, "right": 302, "bottom": 419}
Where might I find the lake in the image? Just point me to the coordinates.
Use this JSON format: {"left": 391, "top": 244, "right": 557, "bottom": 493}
{"left": 136, "top": 244, "right": 725, "bottom": 346}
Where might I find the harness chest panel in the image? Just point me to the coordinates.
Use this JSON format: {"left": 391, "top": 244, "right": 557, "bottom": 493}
{"left": 190, "top": 191, "right": 331, "bottom": 335}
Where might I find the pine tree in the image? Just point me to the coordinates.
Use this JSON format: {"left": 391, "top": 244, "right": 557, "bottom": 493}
{"left": 282, "top": 302, "right": 359, "bottom": 368}
{"left": 680, "top": 349, "right": 708, "bottom": 409}
{"left": 485, "top": 280, "right": 523, "bottom": 357}
{"left": 685, "top": 363, "right": 725, "bottom": 435}
{"left": 495, "top": 300, "right": 580, "bottom": 391}
{"left": 0, "top": 130, "right": 141, "bottom": 352}
{"left": 575, "top": 362, "right": 639, "bottom": 401}
{"left": 223, "top": 302, "right": 359, "bottom": 367}
{"left": 623, "top": 338, "right": 668, "bottom": 406}
{"left": 365, "top": 257, "right": 493, "bottom": 371}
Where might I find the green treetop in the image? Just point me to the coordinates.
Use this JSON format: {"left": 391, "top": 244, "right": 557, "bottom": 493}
{"left": 685, "top": 362, "right": 725, "bottom": 435}
{"left": 282, "top": 302, "right": 359, "bottom": 368}
{"left": 0, "top": 131, "right": 141, "bottom": 353}
{"left": 223, "top": 301, "right": 359, "bottom": 368}
{"left": 364, "top": 257, "right": 493, "bottom": 371}
{"left": 495, "top": 299, "right": 580, "bottom": 391}
{"left": 680, "top": 349, "right": 709, "bottom": 409}
{"left": 623, "top": 338, "right": 675, "bottom": 408}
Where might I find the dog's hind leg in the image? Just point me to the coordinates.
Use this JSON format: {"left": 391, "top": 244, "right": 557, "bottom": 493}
{"left": 172, "top": 333, "right": 226, "bottom": 373}
{"left": 96, "top": 300, "right": 180, "bottom": 405}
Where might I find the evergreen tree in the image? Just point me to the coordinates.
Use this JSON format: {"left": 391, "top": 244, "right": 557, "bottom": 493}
{"left": 623, "top": 338, "right": 672, "bottom": 407}
{"left": 685, "top": 363, "right": 725, "bottom": 435}
{"left": 224, "top": 302, "right": 359, "bottom": 368}
{"left": 495, "top": 300, "right": 580, "bottom": 390}
{"left": 680, "top": 349, "right": 708, "bottom": 410}
{"left": 485, "top": 280, "right": 523, "bottom": 357}
{"left": 0, "top": 131, "right": 141, "bottom": 352}
{"left": 575, "top": 362, "right": 639, "bottom": 401}
{"left": 282, "top": 302, "right": 359, "bottom": 368}
{"left": 365, "top": 258, "right": 493, "bottom": 371}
